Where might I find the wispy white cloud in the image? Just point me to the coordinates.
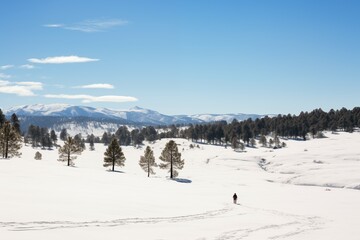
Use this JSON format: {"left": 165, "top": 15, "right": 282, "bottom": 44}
{"left": 16, "top": 81, "right": 43, "bottom": 90}
{"left": 0, "top": 73, "right": 11, "bottom": 79}
{"left": 0, "top": 81, "right": 43, "bottom": 96}
{"left": 43, "top": 19, "right": 128, "bottom": 33}
{"left": 20, "top": 64, "right": 35, "bottom": 69}
{"left": 44, "top": 94, "right": 138, "bottom": 103}
{"left": 43, "top": 24, "right": 64, "bottom": 28}
{"left": 0, "top": 65, "right": 14, "bottom": 70}
{"left": 0, "top": 80, "right": 10, "bottom": 86}
{"left": 74, "top": 83, "right": 114, "bottom": 89}
{"left": 28, "top": 55, "right": 99, "bottom": 64}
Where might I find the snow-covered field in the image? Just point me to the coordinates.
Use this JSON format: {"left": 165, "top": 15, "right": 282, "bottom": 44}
{"left": 1, "top": 131, "right": 359, "bottom": 239}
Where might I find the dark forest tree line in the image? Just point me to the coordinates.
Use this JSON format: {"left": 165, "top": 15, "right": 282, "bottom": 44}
{"left": 80, "top": 107, "right": 360, "bottom": 150}
{"left": 14, "top": 107, "right": 360, "bottom": 152}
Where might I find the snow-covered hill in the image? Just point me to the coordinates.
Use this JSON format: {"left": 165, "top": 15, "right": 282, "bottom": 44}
{"left": 189, "top": 113, "right": 265, "bottom": 122}
{"left": 4, "top": 104, "right": 267, "bottom": 125}
{"left": 0, "top": 131, "right": 359, "bottom": 239}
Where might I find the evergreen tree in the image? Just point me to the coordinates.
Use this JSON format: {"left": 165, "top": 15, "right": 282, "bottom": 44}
{"left": 231, "top": 136, "right": 239, "bottom": 150}
{"left": 0, "top": 121, "right": 22, "bottom": 158}
{"left": 159, "top": 140, "right": 184, "bottom": 178}
{"left": 259, "top": 135, "right": 267, "bottom": 147}
{"left": 103, "top": 138, "right": 126, "bottom": 171}
{"left": 60, "top": 128, "right": 68, "bottom": 141}
{"left": 115, "top": 126, "right": 131, "bottom": 146}
{"left": 139, "top": 146, "right": 157, "bottom": 177}
{"left": 74, "top": 133, "right": 86, "bottom": 150}
{"left": 242, "top": 122, "right": 252, "bottom": 145}
{"left": 102, "top": 132, "right": 110, "bottom": 145}
{"left": 40, "top": 127, "right": 51, "bottom": 149}
{"left": 0, "top": 109, "right": 6, "bottom": 128}
{"left": 131, "top": 129, "right": 144, "bottom": 146}
{"left": 142, "top": 126, "right": 157, "bottom": 142}
{"left": 10, "top": 113, "right": 21, "bottom": 134}
{"left": 88, "top": 134, "right": 95, "bottom": 150}
{"left": 50, "top": 130, "right": 57, "bottom": 146}
{"left": 274, "top": 135, "right": 280, "bottom": 148}
{"left": 58, "top": 136, "right": 83, "bottom": 166}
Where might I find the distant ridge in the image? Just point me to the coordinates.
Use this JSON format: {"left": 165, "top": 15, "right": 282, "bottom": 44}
{"left": 4, "top": 104, "right": 269, "bottom": 127}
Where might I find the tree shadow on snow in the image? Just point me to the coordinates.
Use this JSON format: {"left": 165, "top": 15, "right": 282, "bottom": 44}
{"left": 172, "top": 178, "right": 192, "bottom": 184}
{"left": 106, "top": 170, "right": 125, "bottom": 174}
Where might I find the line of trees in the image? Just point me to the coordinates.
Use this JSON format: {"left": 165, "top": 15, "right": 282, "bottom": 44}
{"left": 26, "top": 125, "right": 57, "bottom": 149}
{"left": 3, "top": 106, "right": 360, "bottom": 160}
{"left": 103, "top": 139, "right": 184, "bottom": 178}
{"left": 60, "top": 136, "right": 184, "bottom": 179}
{"left": 82, "top": 107, "right": 360, "bottom": 151}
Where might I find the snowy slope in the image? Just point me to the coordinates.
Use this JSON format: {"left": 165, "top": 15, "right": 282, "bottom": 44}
{"left": 0, "top": 131, "right": 359, "bottom": 239}
{"left": 190, "top": 113, "right": 265, "bottom": 122}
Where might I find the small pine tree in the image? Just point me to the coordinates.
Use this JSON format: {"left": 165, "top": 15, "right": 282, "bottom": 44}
{"left": 231, "top": 136, "right": 239, "bottom": 150}
{"left": 11, "top": 113, "right": 21, "bottom": 134}
{"left": 87, "top": 134, "right": 95, "bottom": 150}
{"left": 259, "top": 135, "right": 267, "bottom": 147}
{"left": 274, "top": 135, "right": 280, "bottom": 148}
{"left": 139, "top": 146, "right": 157, "bottom": 177}
{"left": 103, "top": 138, "right": 126, "bottom": 171}
{"left": 34, "top": 151, "right": 42, "bottom": 160}
{"left": 159, "top": 140, "right": 184, "bottom": 178}
{"left": 60, "top": 129, "right": 68, "bottom": 141}
{"left": 89, "top": 139, "right": 95, "bottom": 151}
{"left": 102, "top": 132, "right": 110, "bottom": 145}
{"left": 50, "top": 130, "right": 57, "bottom": 146}
{"left": 58, "top": 136, "right": 83, "bottom": 166}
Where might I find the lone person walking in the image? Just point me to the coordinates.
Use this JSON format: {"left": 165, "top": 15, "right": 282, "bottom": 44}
{"left": 233, "top": 193, "right": 238, "bottom": 204}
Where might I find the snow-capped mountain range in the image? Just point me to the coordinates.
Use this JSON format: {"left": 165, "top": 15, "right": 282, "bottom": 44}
{"left": 4, "top": 104, "right": 267, "bottom": 125}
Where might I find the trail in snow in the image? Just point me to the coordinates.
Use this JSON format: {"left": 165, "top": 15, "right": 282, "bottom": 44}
{"left": 0, "top": 203, "right": 323, "bottom": 240}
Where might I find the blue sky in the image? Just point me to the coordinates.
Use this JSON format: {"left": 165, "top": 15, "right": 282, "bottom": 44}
{"left": 0, "top": 0, "right": 359, "bottom": 115}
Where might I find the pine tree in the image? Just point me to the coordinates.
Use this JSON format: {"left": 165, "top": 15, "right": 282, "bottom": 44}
{"left": 88, "top": 134, "right": 95, "bottom": 151}
{"left": 50, "top": 130, "right": 57, "bottom": 146}
{"left": 115, "top": 126, "right": 131, "bottom": 146}
{"left": 102, "top": 132, "right": 110, "bottom": 145}
{"left": 103, "top": 138, "right": 126, "bottom": 171}
{"left": 0, "top": 121, "right": 22, "bottom": 158}
{"left": 58, "top": 136, "right": 83, "bottom": 166}
{"left": 259, "top": 135, "right": 267, "bottom": 147}
{"left": 231, "top": 136, "right": 239, "bottom": 150}
{"left": 60, "top": 129, "right": 68, "bottom": 141}
{"left": 74, "top": 133, "right": 86, "bottom": 151}
{"left": 274, "top": 135, "right": 280, "bottom": 148}
{"left": 40, "top": 127, "right": 50, "bottom": 149}
{"left": 11, "top": 113, "right": 21, "bottom": 134}
{"left": 159, "top": 140, "right": 184, "bottom": 178}
{"left": 139, "top": 146, "right": 157, "bottom": 177}
{"left": 0, "top": 109, "right": 6, "bottom": 128}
